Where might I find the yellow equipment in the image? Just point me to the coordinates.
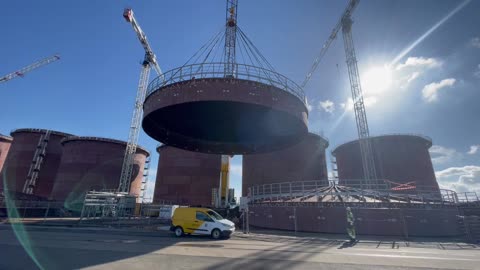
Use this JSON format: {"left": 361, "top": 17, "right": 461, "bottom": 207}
{"left": 170, "top": 207, "right": 235, "bottom": 239}
{"left": 219, "top": 155, "right": 231, "bottom": 207}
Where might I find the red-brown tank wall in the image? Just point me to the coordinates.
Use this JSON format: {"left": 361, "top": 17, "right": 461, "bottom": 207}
{"left": 249, "top": 206, "right": 460, "bottom": 237}
{"left": 51, "top": 138, "right": 148, "bottom": 211}
{"left": 0, "top": 130, "right": 71, "bottom": 198}
{"left": 0, "top": 136, "right": 12, "bottom": 174}
{"left": 143, "top": 78, "right": 309, "bottom": 155}
{"left": 153, "top": 146, "right": 221, "bottom": 206}
{"left": 333, "top": 135, "right": 438, "bottom": 191}
{"left": 242, "top": 133, "right": 329, "bottom": 196}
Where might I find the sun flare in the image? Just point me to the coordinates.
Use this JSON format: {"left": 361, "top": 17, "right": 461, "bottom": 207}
{"left": 361, "top": 65, "right": 393, "bottom": 95}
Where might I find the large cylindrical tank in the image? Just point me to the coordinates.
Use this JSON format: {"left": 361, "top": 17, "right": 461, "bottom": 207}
{"left": 51, "top": 136, "right": 149, "bottom": 211}
{"left": 0, "top": 134, "right": 13, "bottom": 173}
{"left": 242, "top": 133, "right": 329, "bottom": 196}
{"left": 0, "top": 128, "right": 72, "bottom": 198}
{"left": 332, "top": 134, "right": 439, "bottom": 192}
{"left": 153, "top": 145, "right": 221, "bottom": 206}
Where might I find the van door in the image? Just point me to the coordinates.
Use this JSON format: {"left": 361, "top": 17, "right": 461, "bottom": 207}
{"left": 195, "top": 211, "right": 214, "bottom": 235}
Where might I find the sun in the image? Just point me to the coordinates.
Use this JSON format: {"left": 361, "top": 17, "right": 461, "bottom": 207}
{"left": 361, "top": 65, "right": 393, "bottom": 95}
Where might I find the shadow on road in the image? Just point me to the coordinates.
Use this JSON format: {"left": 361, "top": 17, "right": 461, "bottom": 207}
{"left": 1, "top": 222, "right": 478, "bottom": 270}
{"left": 203, "top": 237, "right": 335, "bottom": 270}
{"left": 0, "top": 223, "right": 204, "bottom": 270}
{"left": 337, "top": 240, "right": 358, "bottom": 249}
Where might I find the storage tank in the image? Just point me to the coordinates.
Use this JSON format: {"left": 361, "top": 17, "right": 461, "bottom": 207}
{"left": 0, "top": 128, "right": 72, "bottom": 198}
{"left": 51, "top": 136, "right": 149, "bottom": 211}
{"left": 153, "top": 145, "right": 221, "bottom": 206}
{"left": 0, "top": 134, "right": 13, "bottom": 173}
{"left": 242, "top": 132, "right": 329, "bottom": 196}
{"left": 332, "top": 134, "right": 439, "bottom": 192}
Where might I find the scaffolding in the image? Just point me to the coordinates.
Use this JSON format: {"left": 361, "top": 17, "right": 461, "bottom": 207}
{"left": 80, "top": 191, "right": 136, "bottom": 220}
{"left": 139, "top": 155, "right": 151, "bottom": 203}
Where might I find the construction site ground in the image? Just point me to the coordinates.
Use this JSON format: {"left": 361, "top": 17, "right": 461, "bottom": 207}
{"left": 0, "top": 218, "right": 479, "bottom": 269}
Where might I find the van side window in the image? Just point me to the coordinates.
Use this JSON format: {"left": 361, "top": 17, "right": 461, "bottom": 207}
{"left": 196, "top": 211, "right": 213, "bottom": 222}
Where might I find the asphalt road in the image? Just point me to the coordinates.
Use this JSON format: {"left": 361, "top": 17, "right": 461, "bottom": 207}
{"left": 0, "top": 225, "right": 479, "bottom": 270}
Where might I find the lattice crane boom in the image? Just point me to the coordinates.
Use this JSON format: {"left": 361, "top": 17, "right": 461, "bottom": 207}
{"left": 224, "top": 0, "right": 238, "bottom": 77}
{"left": 119, "top": 8, "right": 163, "bottom": 193}
{"left": 341, "top": 12, "right": 378, "bottom": 185}
{"left": 0, "top": 55, "right": 60, "bottom": 83}
{"left": 301, "top": 1, "right": 358, "bottom": 89}
{"left": 302, "top": 0, "right": 377, "bottom": 184}
{"left": 123, "top": 9, "right": 162, "bottom": 77}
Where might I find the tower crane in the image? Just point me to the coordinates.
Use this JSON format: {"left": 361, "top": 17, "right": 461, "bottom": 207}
{"left": 119, "top": 8, "right": 163, "bottom": 193}
{"left": 224, "top": 0, "right": 238, "bottom": 77}
{"left": 216, "top": 0, "right": 238, "bottom": 207}
{"left": 302, "top": 0, "right": 377, "bottom": 186}
{"left": 0, "top": 55, "right": 60, "bottom": 83}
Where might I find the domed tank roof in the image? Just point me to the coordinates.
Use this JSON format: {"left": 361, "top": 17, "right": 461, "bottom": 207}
{"left": 61, "top": 136, "right": 150, "bottom": 157}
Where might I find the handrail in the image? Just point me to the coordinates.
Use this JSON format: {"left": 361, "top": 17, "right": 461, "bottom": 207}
{"left": 247, "top": 180, "right": 461, "bottom": 204}
{"left": 146, "top": 62, "right": 305, "bottom": 103}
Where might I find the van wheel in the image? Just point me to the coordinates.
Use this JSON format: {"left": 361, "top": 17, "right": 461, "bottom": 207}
{"left": 211, "top": 229, "right": 221, "bottom": 240}
{"left": 174, "top": 226, "right": 184, "bottom": 237}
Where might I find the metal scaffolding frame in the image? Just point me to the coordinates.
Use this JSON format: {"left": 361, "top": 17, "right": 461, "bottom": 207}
{"left": 80, "top": 191, "right": 136, "bottom": 220}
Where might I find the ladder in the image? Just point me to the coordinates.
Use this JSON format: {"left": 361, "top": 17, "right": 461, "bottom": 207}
{"left": 139, "top": 155, "right": 151, "bottom": 202}
{"left": 23, "top": 130, "right": 51, "bottom": 194}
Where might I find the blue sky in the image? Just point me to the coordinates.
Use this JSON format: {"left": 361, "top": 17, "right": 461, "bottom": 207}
{"left": 1, "top": 0, "right": 479, "bottom": 200}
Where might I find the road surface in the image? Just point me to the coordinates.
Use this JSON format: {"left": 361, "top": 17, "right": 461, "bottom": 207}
{"left": 0, "top": 224, "right": 478, "bottom": 269}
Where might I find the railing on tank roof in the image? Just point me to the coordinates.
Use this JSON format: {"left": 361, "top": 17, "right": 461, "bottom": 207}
{"left": 147, "top": 62, "right": 305, "bottom": 103}
{"left": 247, "top": 180, "right": 460, "bottom": 205}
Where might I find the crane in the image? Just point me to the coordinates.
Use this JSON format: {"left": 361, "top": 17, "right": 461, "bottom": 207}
{"left": 0, "top": 55, "right": 60, "bottom": 83}
{"left": 302, "top": 0, "right": 377, "bottom": 187}
{"left": 224, "top": 0, "right": 238, "bottom": 77}
{"left": 216, "top": 0, "right": 238, "bottom": 207}
{"left": 119, "top": 8, "right": 163, "bottom": 193}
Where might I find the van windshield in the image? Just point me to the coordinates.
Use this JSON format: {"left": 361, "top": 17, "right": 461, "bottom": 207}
{"left": 207, "top": 210, "right": 223, "bottom": 220}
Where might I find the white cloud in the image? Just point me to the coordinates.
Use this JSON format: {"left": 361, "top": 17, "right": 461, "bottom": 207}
{"left": 469, "top": 37, "right": 480, "bottom": 48}
{"left": 422, "top": 78, "right": 456, "bottom": 102}
{"left": 474, "top": 64, "right": 480, "bottom": 78}
{"left": 467, "top": 145, "right": 480, "bottom": 155}
{"left": 319, "top": 100, "right": 335, "bottom": 114}
{"left": 341, "top": 96, "right": 377, "bottom": 112}
{"left": 436, "top": 165, "right": 480, "bottom": 194}
{"left": 396, "top": 57, "right": 442, "bottom": 70}
{"left": 406, "top": 71, "right": 421, "bottom": 83}
{"left": 429, "top": 145, "right": 460, "bottom": 164}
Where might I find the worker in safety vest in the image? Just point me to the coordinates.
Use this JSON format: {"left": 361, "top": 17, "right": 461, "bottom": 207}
{"left": 346, "top": 207, "right": 356, "bottom": 243}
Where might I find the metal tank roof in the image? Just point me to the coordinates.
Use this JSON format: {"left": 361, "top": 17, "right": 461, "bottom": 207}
{"left": 306, "top": 131, "right": 330, "bottom": 148}
{"left": 11, "top": 128, "right": 74, "bottom": 138}
{"left": 0, "top": 134, "right": 13, "bottom": 142}
{"left": 332, "top": 133, "right": 433, "bottom": 154}
{"left": 61, "top": 136, "right": 150, "bottom": 157}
